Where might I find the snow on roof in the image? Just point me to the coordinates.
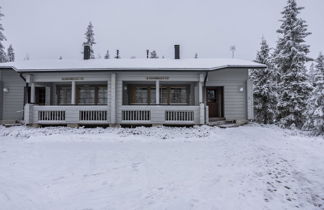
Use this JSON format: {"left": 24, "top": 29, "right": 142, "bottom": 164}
{"left": 0, "top": 58, "right": 266, "bottom": 72}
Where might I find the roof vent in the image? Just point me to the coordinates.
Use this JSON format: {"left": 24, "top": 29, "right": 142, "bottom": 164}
{"left": 83, "top": 44, "right": 91, "bottom": 60}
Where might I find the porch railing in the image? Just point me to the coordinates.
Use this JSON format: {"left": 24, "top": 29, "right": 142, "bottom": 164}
{"left": 119, "top": 105, "right": 200, "bottom": 124}
{"left": 25, "top": 105, "right": 202, "bottom": 125}
{"left": 30, "top": 105, "right": 109, "bottom": 124}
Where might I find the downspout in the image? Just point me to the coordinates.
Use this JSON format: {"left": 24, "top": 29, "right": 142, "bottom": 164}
{"left": 19, "top": 73, "right": 29, "bottom": 104}
{"left": 203, "top": 71, "right": 208, "bottom": 124}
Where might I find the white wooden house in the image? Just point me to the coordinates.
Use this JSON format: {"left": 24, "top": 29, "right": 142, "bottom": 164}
{"left": 0, "top": 46, "right": 265, "bottom": 126}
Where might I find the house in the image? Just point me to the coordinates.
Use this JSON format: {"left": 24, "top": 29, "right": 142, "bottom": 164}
{"left": 0, "top": 45, "right": 265, "bottom": 126}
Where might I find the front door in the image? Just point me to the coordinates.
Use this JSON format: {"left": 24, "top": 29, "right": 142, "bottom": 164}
{"left": 206, "top": 87, "right": 224, "bottom": 118}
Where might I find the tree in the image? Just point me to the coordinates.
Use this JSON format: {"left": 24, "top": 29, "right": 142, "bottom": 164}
{"left": 150, "top": 50, "right": 158, "bottom": 59}
{"left": 308, "top": 63, "right": 316, "bottom": 87}
{"left": 250, "top": 38, "right": 277, "bottom": 124}
{"left": 303, "top": 53, "right": 324, "bottom": 135}
{"left": 0, "top": 7, "right": 7, "bottom": 63}
{"left": 104, "top": 50, "right": 110, "bottom": 59}
{"left": 7, "top": 44, "right": 14, "bottom": 62}
{"left": 83, "top": 22, "right": 96, "bottom": 59}
{"left": 273, "top": 0, "right": 312, "bottom": 129}
{"left": 194, "top": 53, "right": 198, "bottom": 59}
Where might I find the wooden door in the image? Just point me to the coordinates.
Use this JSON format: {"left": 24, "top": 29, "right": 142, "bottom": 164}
{"left": 206, "top": 87, "right": 224, "bottom": 118}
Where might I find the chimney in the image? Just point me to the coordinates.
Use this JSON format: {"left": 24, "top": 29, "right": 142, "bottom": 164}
{"left": 83, "top": 44, "right": 91, "bottom": 60}
{"left": 174, "top": 45, "right": 180, "bottom": 59}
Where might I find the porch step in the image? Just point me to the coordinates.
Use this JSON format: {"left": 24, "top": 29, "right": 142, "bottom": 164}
{"left": 209, "top": 117, "right": 226, "bottom": 122}
{"left": 208, "top": 120, "right": 248, "bottom": 128}
{"left": 3, "top": 123, "right": 23, "bottom": 128}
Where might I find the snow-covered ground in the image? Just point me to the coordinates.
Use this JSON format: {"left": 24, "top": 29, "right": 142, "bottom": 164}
{"left": 0, "top": 124, "right": 323, "bottom": 210}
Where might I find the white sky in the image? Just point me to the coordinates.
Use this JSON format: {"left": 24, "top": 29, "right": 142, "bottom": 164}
{"left": 1, "top": 0, "right": 323, "bottom": 61}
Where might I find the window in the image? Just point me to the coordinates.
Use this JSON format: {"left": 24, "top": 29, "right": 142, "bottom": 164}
{"left": 57, "top": 86, "right": 71, "bottom": 105}
{"left": 160, "top": 86, "right": 190, "bottom": 105}
{"left": 56, "top": 84, "right": 107, "bottom": 105}
{"left": 127, "top": 85, "right": 156, "bottom": 105}
{"left": 77, "top": 85, "right": 107, "bottom": 105}
{"left": 124, "top": 83, "right": 191, "bottom": 105}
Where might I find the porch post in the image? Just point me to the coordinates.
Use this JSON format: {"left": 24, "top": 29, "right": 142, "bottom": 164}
{"left": 71, "top": 81, "right": 76, "bottom": 105}
{"left": 110, "top": 73, "right": 116, "bottom": 124}
{"left": 199, "top": 73, "right": 205, "bottom": 124}
{"left": 156, "top": 80, "right": 160, "bottom": 104}
{"left": 30, "top": 82, "right": 35, "bottom": 104}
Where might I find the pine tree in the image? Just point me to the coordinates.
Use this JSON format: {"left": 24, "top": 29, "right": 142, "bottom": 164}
{"left": 150, "top": 50, "right": 158, "bottom": 59}
{"left": 7, "top": 44, "right": 14, "bottom": 62}
{"left": 104, "top": 50, "right": 110, "bottom": 59}
{"left": 308, "top": 63, "right": 316, "bottom": 87}
{"left": 273, "top": 0, "right": 312, "bottom": 129}
{"left": 0, "top": 7, "right": 7, "bottom": 63}
{"left": 304, "top": 53, "right": 324, "bottom": 135}
{"left": 250, "top": 38, "right": 277, "bottom": 124}
{"left": 83, "top": 22, "right": 96, "bottom": 59}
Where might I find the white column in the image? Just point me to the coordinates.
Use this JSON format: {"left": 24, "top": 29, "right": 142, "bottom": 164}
{"left": 198, "top": 73, "right": 205, "bottom": 124}
{"left": 110, "top": 73, "right": 116, "bottom": 124}
{"left": 156, "top": 80, "right": 160, "bottom": 105}
{"left": 71, "top": 81, "right": 76, "bottom": 105}
{"left": 30, "top": 82, "right": 35, "bottom": 104}
{"left": 198, "top": 81, "right": 203, "bottom": 104}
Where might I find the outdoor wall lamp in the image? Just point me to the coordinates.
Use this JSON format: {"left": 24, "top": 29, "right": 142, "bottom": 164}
{"left": 3, "top": 87, "right": 9, "bottom": 93}
{"left": 239, "top": 87, "right": 244, "bottom": 92}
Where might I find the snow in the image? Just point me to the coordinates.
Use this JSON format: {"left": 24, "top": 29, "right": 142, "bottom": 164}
{"left": 0, "top": 124, "right": 323, "bottom": 210}
{"left": 0, "top": 58, "right": 266, "bottom": 72}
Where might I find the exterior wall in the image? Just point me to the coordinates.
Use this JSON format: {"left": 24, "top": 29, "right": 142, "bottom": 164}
{"left": 0, "top": 69, "right": 25, "bottom": 123}
{"left": 206, "top": 68, "right": 249, "bottom": 121}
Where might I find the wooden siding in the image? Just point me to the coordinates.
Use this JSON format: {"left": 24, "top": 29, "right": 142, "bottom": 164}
{"left": 1, "top": 69, "right": 25, "bottom": 122}
{"left": 207, "top": 68, "right": 249, "bottom": 120}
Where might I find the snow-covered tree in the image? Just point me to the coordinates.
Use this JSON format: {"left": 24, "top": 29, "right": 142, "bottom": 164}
{"left": 150, "top": 50, "right": 158, "bottom": 59}
{"left": 303, "top": 53, "right": 324, "bottom": 135}
{"left": 0, "top": 7, "right": 7, "bottom": 63}
{"left": 104, "top": 50, "right": 109, "bottom": 59}
{"left": 7, "top": 44, "right": 14, "bottom": 62}
{"left": 83, "top": 22, "right": 96, "bottom": 59}
{"left": 308, "top": 63, "right": 316, "bottom": 87}
{"left": 194, "top": 53, "right": 198, "bottom": 59}
{"left": 273, "top": 0, "right": 312, "bottom": 129}
{"left": 250, "top": 38, "right": 277, "bottom": 124}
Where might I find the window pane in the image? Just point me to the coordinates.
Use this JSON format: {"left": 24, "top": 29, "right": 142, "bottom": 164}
{"left": 150, "top": 88, "right": 156, "bottom": 104}
{"left": 170, "top": 87, "right": 188, "bottom": 104}
{"left": 160, "top": 88, "right": 169, "bottom": 104}
{"left": 57, "top": 86, "right": 71, "bottom": 105}
{"left": 78, "top": 86, "right": 95, "bottom": 105}
{"left": 97, "top": 86, "right": 107, "bottom": 105}
{"left": 135, "top": 87, "right": 148, "bottom": 104}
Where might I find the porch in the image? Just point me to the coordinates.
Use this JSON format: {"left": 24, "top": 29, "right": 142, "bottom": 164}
{"left": 23, "top": 72, "right": 207, "bottom": 126}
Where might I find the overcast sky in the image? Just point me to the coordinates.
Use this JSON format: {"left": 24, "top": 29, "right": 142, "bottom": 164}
{"left": 0, "top": 0, "right": 323, "bottom": 61}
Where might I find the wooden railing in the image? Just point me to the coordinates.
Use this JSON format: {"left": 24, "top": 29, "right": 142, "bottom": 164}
{"left": 165, "top": 111, "right": 194, "bottom": 122}
{"left": 119, "top": 105, "right": 200, "bottom": 124}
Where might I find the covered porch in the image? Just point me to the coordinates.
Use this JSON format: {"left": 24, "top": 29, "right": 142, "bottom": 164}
{"left": 23, "top": 72, "right": 207, "bottom": 126}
